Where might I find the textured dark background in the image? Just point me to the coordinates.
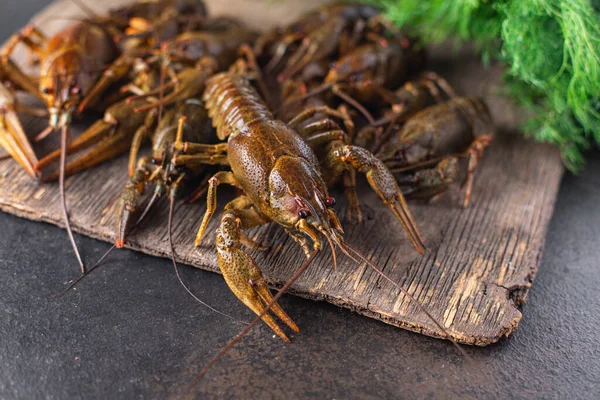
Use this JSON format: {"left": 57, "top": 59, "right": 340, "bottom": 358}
{"left": 1, "top": 1, "right": 600, "bottom": 399}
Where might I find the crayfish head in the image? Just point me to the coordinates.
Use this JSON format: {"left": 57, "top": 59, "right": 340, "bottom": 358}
{"left": 269, "top": 156, "right": 342, "bottom": 249}
{"left": 40, "top": 53, "right": 89, "bottom": 129}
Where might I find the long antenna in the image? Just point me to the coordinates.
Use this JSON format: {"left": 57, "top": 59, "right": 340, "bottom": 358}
{"left": 59, "top": 125, "right": 85, "bottom": 273}
{"left": 179, "top": 249, "right": 320, "bottom": 398}
{"left": 337, "top": 240, "right": 469, "bottom": 360}
{"left": 167, "top": 195, "right": 244, "bottom": 323}
{"left": 51, "top": 191, "right": 161, "bottom": 297}
{"left": 50, "top": 244, "right": 115, "bottom": 298}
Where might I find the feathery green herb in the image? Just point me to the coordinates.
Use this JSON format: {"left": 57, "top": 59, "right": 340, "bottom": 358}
{"left": 368, "top": 0, "right": 600, "bottom": 170}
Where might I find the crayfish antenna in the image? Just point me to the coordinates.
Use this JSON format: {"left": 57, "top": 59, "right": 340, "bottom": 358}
{"left": 51, "top": 191, "right": 160, "bottom": 297}
{"left": 59, "top": 125, "right": 85, "bottom": 273}
{"left": 336, "top": 239, "right": 470, "bottom": 361}
{"left": 50, "top": 244, "right": 115, "bottom": 299}
{"left": 52, "top": 193, "right": 239, "bottom": 321}
{"left": 318, "top": 227, "right": 338, "bottom": 270}
{"left": 167, "top": 195, "right": 243, "bottom": 323}
{"left": 387, "top": 157, "right": 445, "bottom": 174}
{"left": 179, "top": 249, "right": 320, "bottom": 397}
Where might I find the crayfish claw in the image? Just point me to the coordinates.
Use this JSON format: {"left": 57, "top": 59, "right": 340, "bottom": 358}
{"left": 216, "top": 214, "right": 298, "bottom": 341}
{"left": 0, "top": 83, "right": 39, "bottom": 178}
{"left": 327, "top": 145, "right": 425, "bottom": 254}
{"left": 115, "top": 168, "right": 146, "bottom": 248}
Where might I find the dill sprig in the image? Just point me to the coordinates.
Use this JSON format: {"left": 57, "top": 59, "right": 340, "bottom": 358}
{"left": 368, "top": 0, "right": 600, "bottom": 170}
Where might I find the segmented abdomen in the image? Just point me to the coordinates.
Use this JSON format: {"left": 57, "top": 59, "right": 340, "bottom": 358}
{"left": 202, "top": 72, "right": 272, "bottom": 140}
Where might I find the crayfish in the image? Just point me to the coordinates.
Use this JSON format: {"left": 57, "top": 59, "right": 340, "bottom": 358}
{"left": 0, "top": 0, "right": 260, "bottom": 271}
{"left": 114, "top": 94, "right": 224, "bottom": 248}
{"left": 187, "top": 56, "right": 427, "bottom": 341}
{"left": 0, "top": 11, "right": 126, "bottom": 270}
{"left": 0, "top": 0, "right": 206, "bottom": 271}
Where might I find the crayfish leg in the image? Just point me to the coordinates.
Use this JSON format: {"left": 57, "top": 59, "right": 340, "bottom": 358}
{"left": 462, "top": 134, "right": 493, "bottom": 208}
{"left": 128, "top": 109, "right": 158, "bottom": 176}
{"left": 194, "top": 171, "right": 238, "bottom": 246}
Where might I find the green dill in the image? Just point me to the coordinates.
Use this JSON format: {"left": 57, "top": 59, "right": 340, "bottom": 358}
{"left": 367, "top": 0, "right": 600, "bottom": 171}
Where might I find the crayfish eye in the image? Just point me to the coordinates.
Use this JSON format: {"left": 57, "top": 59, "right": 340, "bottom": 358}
{"left": 70, "top": 85, "right": 81, "bottom": 95}
{"left": 42, "top": 87, "right": 53, "bottom": 95}
{"left": 325, "top": 197, "right": 336, "bottom": 207}
{"left": 298, "top": 209, "right": 310, "bottom": 219}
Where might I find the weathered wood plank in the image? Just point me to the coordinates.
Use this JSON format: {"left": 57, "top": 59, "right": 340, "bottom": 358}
{"left": 0, "top": 0, "right": 564, "bottom": 345}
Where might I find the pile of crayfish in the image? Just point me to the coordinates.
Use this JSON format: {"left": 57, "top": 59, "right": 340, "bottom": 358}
{"left": 0, "top": 0, "right": 493, "bottom": 379}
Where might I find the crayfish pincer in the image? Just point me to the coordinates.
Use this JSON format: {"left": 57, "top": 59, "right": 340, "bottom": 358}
{"left": 193, "top": 64, "right": 425, "bottom": 341}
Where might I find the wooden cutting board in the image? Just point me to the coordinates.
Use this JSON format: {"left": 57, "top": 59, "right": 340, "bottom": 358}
{"left": 0, "top": 0, "right": 564, "bottom": 345}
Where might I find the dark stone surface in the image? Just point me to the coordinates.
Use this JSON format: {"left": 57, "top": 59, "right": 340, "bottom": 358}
{"left": 1, "top": 2, "right": 600, "bottom": 399}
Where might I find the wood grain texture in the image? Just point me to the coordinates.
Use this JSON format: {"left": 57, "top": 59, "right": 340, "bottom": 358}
{"left": 0, "top": 0, "right": 564, "bottom": 345}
